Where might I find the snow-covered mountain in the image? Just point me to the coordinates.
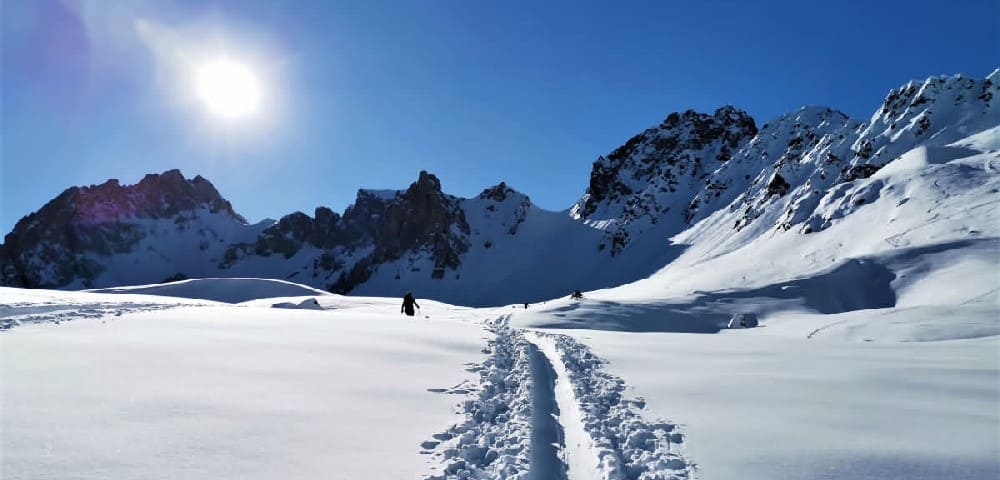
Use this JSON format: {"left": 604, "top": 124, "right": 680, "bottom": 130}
{"left": 2, "top": 70, "right": 997, "bottom": 305}
{"left": 0, "top": 170, "right": 266, "bottom": 289}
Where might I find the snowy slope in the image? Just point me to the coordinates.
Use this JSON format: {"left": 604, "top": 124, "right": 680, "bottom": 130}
{"left": 513, "top": 125, "right": 1000, "bottom": 340}
{"left": 352, "top": 186, "right": 680, "bottom": 305}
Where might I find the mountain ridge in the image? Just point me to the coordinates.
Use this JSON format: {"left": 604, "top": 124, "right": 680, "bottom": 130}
{"left": 2, "top": 70, "right": 997, "bottom": 305}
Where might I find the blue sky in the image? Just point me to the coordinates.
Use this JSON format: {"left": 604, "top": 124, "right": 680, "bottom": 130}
{"left": 2, "top": 0, "right": 998, "bottom": 234}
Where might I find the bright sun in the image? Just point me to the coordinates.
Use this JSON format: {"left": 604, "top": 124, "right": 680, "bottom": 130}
{"left": 194, "top": 59, "right": 262, "bottom": 120}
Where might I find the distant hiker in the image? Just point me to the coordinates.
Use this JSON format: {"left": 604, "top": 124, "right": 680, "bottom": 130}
{"left": 401, "top": 292, "right": 420, "bottom": 317}
{"left": 524, "top": 303, "right": 529, "bottom": 309}
{"left": 570, "top": 290, "right": 583, "bottom": 300}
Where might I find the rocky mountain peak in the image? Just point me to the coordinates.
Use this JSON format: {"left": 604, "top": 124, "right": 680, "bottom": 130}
{"left": 410, "top": 170, "right": 442, "bottom": 194}
{"left": 1, "top": 169, "right": 246, "bottom": 288}
{"left": 64, "top": 169, "right": 245, "bottom": 226}
{"left": 572, "top": 106, "right": 758, "bottom": 226}
{"left": 478, "top": 182, "right": 519, "bottom": 202}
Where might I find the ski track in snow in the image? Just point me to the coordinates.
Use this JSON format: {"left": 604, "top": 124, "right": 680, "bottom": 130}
{"left": 0, "top": 301, "right": 194, "bottom": 330}
{"left": 424, "top": 316, "right": 694, "bottom": 479}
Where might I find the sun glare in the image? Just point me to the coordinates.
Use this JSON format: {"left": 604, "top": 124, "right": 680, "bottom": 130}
{"left": 194, "top": 59, "right": 262, "bottom": 120}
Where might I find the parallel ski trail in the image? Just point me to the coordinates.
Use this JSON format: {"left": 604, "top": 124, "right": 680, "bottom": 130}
{"left": 526, "top": 341, "right": 568, "bottom": 480}
{"left": 423, "top": 316, "right": 694, "bottom": 479}
{"left": 525, "top": 332, "right": 603, "bottom": 480}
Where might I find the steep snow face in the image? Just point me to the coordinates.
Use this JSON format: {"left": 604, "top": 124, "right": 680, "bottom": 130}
{"left": 570, "top": 106, "right": 758, "bottom": 255}
{"left": 571, "top": 72, "right": 998, "bottom": 260}
{"left": 684, "top": 106, "right": 864, "bottom": 231}
{"left": 673, "top": 71, "right": 999, "bottom": 253}
{"left": 853, "top": 70, "right": 999, "bottom": 168}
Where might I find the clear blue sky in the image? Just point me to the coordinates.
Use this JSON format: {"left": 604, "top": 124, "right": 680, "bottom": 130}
{"left": 2, "top": 0, "right": 997, "bottom": 234}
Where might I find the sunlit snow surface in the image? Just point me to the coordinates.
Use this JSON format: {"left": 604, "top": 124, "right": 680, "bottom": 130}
{"left": 2, "top": 285, "right": 488, "bottom": 480}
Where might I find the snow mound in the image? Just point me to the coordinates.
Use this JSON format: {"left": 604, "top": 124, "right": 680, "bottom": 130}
{"left": 270, "top": 298, "right": 324, "bottom": 310}
{"left": 88, "top": 278, "right": 332, "bottom": 303}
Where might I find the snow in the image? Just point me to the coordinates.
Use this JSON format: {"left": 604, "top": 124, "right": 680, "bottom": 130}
{"left": 558, "top": 330, "right": 998, "bottom": 480}
{"left": 524, "top": 331, "right": 601, "bottom": 480}
{"left": 88, "top": 277, "right": 334, "bottom": 303}
{"left": 1, "top": 291, "right": 486, "bottom": 480}
{"left": 2, "top": 259, "right": 997, "bottom": 480}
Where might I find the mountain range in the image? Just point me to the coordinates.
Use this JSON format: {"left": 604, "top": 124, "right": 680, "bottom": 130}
{"left": 2, "top": 70, "right": 997, "bottom": 306}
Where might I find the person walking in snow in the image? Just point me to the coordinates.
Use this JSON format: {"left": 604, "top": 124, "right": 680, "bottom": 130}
{"left": 401, "top": 292, "right": 420, "bottom": 317}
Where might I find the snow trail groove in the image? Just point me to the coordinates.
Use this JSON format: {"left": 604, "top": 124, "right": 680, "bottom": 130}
{"left": 526, "top": 341, "right": 569, "bottom": 480}
{"left": 423, "top": 316, "right": 694, "bottom": 479}
{"left": 525, "top": 332, "right": 603, "bottom": 480}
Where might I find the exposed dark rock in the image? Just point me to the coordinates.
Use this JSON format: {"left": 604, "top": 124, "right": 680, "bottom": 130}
{"left": 479, "top": 182, "right": 513, "bottom": 202}
{"left": 842, "top": 164, "right": 882, "bottom": 182}
{"left": 160, "top": 273, "right": 188, "bottom": 283}
{"left": 766, "top": 173, "right": 791, "bottom": 197}
{"left": 577, "top": 106, "right": 757, "bottom": 220}
{"left": 224, "top": 171, "right": 474, "bottom": 294}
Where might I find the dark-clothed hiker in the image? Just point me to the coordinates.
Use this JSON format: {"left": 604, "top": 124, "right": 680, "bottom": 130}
{"left": 401, "top": 292, "right": 420, "bottom": 316}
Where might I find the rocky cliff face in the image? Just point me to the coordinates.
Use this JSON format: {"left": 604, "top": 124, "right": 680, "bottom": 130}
{"left": 216, "top": 171, "right": 471, "bottom": 293}
{"left": 569, "top": 106, "right": 758, "bottom": 255}
{"left": 573, "top": 107, "right": 758, "bottom": 220}
{"left": 320, "top": 171, "right": 471, "bottom": 292}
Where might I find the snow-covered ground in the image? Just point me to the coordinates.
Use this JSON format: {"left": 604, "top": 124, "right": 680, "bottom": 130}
{"left": 2, "top": 273, "right": 996, "bottom": 479}
{"left": 547, "top": 329, "right": 998, "bottom": 480}
{"left": 2, "top": 285, "right": 487, "bottom": 480}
